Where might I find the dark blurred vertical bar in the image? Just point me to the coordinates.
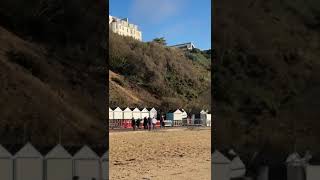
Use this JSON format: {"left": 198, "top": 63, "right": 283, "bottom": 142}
{"left": 212, "top": 0, "right": 320, "bottom": 179}
{"left": 0, "top": 0, "right": 108, "bottom": 179}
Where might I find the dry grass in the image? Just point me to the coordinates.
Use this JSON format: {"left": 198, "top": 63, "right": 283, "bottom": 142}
{"left": 109, "top": 128, "right": 211, "bottom": 180}
{"left": 0, "top": 26, "right": 106, "bottom": 145}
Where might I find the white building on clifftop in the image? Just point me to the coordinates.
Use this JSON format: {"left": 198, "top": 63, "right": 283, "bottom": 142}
{"left": 109, "top": 15, "right": 142, "bottom": 41}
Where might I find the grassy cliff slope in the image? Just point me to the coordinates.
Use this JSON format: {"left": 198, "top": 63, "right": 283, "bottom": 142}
{"left": 109, "top": 32, "right": 211, "bottom": 113}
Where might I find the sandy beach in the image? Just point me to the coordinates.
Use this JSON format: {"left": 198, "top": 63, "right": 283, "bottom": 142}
{"left": 109, "top": 128, "right": 211, "bottom": 180}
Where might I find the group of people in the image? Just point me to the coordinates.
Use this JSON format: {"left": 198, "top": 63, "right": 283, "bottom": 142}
{"left": 131, "top": 115, "right": 165, "bottom": 131}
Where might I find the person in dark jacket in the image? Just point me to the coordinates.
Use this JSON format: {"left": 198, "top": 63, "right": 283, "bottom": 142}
{"left": 143, "top": 117, "right": 147, "bottom": 129}
{"left": 148, "top": 117, "right": 152, "bottom": 131}
{"left": 160, "top": 115, "right": 164, "bottom": 129}
{"left": 136, "top": 118, "right": 141, "bottom": 129}
{"left": 131, "top": 117, "right": 136, "bottom": 131}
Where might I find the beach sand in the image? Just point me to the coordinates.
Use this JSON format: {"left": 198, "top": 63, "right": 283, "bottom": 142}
{"left": 109, "top": 128, "right": 211, "bottom": 180}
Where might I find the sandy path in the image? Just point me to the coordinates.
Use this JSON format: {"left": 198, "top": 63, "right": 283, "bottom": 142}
{"left": 109, "top": 128, "right": 211, "bottom": 180}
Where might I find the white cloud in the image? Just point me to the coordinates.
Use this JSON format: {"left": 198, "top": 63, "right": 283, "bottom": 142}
{"left": 129, "top": 0, "right": 186, "bottom": 24}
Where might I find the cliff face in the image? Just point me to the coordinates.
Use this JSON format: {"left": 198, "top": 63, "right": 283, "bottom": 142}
{"left": 109, "top": 33, "right": 211, "bottom": 113}
{"left": 0, "top": 0, "right": 107, "bottom": 145}
{"left": 214, "top": 0, "right": 320, "bottom": 153}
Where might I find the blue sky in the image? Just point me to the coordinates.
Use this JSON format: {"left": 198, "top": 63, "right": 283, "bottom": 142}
{"left": 109, "top": 0, "right": 211, "bottom": 50}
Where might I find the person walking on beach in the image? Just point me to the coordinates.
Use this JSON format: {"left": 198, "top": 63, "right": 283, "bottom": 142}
{"left": 143, "top": 116, "right": 147, "bottom": 130}
{"left": 131, "top": 117, "right": 136, "bottom": 131}
{"left": 160, "top": 115, "right": 164, "bottom": 129}
{"left": 148, "top": 117, "right": 152, "bottom": 131}
{"left": 136, "top": 118, "right": 141, "bottom": 129}
{"left": 152, "top": 116, "right": 157, "bottom": 130}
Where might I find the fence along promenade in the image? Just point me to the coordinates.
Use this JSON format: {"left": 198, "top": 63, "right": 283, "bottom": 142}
{"left": 109, "top": 118, "right": 208, "bottom": 129}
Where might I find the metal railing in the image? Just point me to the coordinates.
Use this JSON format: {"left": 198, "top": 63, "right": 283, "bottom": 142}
{"left": 109, "top": 119, "right": 211, "bottom": 129}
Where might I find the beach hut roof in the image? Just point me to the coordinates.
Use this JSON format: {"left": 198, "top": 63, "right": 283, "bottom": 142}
{"left": 230, "top": 156, "right": 246, "bottom": 169}
{"left": 212, "top": 150, "right": 231, "bottom": 163}
{"left": 0, "top": 145, "right": 12, "bottom": 158}
{"left": 114, "top": 107, "right": 123, "bottom": 111}
{"left": 45, "top": 144, "right": 72, "bottom": 159}
{"left": 147, "top": 107, "right": 156, "bottom": 111}
{"left": 73, "top": 145, "right": 99, "bottom": 159}
{"left": 122, "top": 107, "right": 132, "bottom": 111}
{"left": 14, "top": 142, "right": 42, "bottom": 158}
{"left": 286, "top": 152, "right": 301, "bottom": 163}
{"left": 132, "top": 108, "right": 141, "bottom": 112}
{"left": 220, "top": 149, "right": 237, "bottom": 161}
{"left": 109, "top": 107, "right": 113, "bottom": 111}
{"left": 141, "top": 108, "right": 149, "bottom": 112}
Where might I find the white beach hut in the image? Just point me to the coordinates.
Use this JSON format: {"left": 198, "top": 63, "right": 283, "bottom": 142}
{"left": 286, "top": 152, "right": 304, "bottom": 180}
{"left": 14, "top": 142, "right": 43, "bottom": 180}
{"left": 132, "top": 108, "right": 142, "bottom": 119}
{"left": 141, "top": 108, "right": 150, "bottom": 119}
{"left": 206, "top": 113, "right": 212, "bottom": 127}
{"left": 200, "top": 110, "right": 207, "bottom": 125}
{"left": 166, "top": 109, "right": 182, "bottom": 126}
{"left": 306, "top": 165, "right": 320, "bottom": 180}
{"left": 166, "top": 109, "right": 182, "bottom": 121}
{"left": 212, "top": 150, "right": 231, "bottom": 180}
{"left": 45, "top": 144, "right": 72, "bottom": 180}
{"left": 180, "top": 109, "right": 188, "bottom": 119}
{"left": 0, "top": 145, "right": 13, "bottom": 180}
{"left": 101, "top": 150, "right": 108, "bottom": 180}
{"left": 73, "top": 145, "right": 100, "bottom": 180}
{"left": 148, "top": 108, "right": 157, "bottom": 119}
{"left": 230, "top": 156, "right": 246, "bottom": 178}
{"left": 109, "top": 107, "right": 114, "bottom": 120}
{"left": 123, "top": 107, "right": 133, "bottom": 120}
{"left": 113, "top": 107, "right": 123, "bottom": 120}
{"left": 180, "top": 109, "right": 188, "bottom": 125}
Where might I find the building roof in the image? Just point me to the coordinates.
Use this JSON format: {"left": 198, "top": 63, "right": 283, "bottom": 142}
{"left": 212, "top": 150, "right": 231, "bottom": 164}
{"left": 73, "top": 145, "right": 99, "bottom": 159}
{"left": 45, "top": 144, "right": 72, "bottom": 159}
{"left": 170, "top": 42, "right": 195, "bottom": 48}
{"left": 230, "top": 156, "right": 246, "bottom": 169}
{"left": 132, "top": 108, "right": 141, "bottom": 112}
{"left": 123, "top": 107, "right": 132, "bottom": 111}
{"left": 14, "top": 142, "right": 42, "bottom": 158}
{"left": 113, "top": 107, "right": 123, "bottom": 111}
{"left": 141, "top": 108, "right": 149, "bottom": 112}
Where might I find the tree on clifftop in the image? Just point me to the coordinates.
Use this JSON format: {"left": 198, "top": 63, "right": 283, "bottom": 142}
{"left": 152, "top": 37, "right": 167, "bottom": 46}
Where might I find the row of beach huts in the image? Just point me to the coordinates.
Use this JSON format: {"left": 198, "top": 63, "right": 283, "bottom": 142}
{"left": 108, "top": 107, "right": 212, "bottom": 128}
{"left": 213, "top": 150, "right": 320, "bottom": 180}
{"left": 0, "top": 143, "right": 108, "bottom": 180}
